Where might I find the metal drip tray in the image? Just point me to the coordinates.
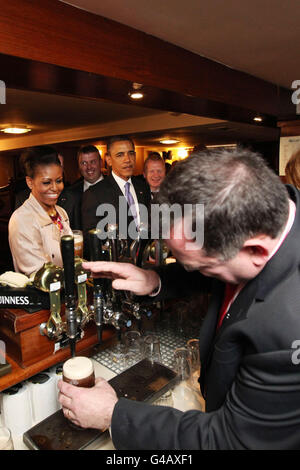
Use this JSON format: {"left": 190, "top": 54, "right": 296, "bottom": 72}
{"left": 109, "top": 358, "right": 178, "bottom": 402}
{"left": 23, "top": 409, "right": 107, "bottom": 450}
{"left": 93, "top": 324, "right": 191, "bottom": 374}
{"left": 23, "top": 359, "right": 178, "bottom": 450}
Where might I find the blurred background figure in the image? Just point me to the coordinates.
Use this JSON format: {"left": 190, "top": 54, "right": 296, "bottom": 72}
{"left": 285, "top": 150, "right": 300, "bottom": 189}
{"left": 143, "top": 152, "right": 166, "bottom": 199}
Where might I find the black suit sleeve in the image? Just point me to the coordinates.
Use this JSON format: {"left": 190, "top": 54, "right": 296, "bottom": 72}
{"left": 81, "top": 186, "right": 100, "bottom": 235}
{"left": 111, "top": 397, "right": 226, "bottom": 450}
{"left": 81, "top": 186, "right": 100, "bottom": 258}
{"left": 58, "top": 187, "right": 82, "bottom": 230}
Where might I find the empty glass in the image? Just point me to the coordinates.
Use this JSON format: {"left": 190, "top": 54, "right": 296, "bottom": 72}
{"left": 124, "top": 330, "right": 142, "bottom": 363}
{"left": 187, "top": 338, "right": 201, "bottom": 391}
{"left": 173, "top": 347, "right": 191, "bottom": 381}
{"left": 153, "top": 389, "right": 174, "bottom": 407}
{"left": 0, "top": 426, "right": 14, "bottom": 450}
{"left": 143, "top": 334, "right": 162, "bottom": 364}
{"left": 109, "top": 342, "right": 129, "bottom": 370}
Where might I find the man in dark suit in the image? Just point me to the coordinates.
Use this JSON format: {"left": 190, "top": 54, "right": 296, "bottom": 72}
{"left": 59, "top": 148, "right": 300, "bottom": 449}
{"left": 58, "top": 145, "right": 103, "bottom": 230}
{"left": 81, "top": 135, "right": 151, "bottom": 258}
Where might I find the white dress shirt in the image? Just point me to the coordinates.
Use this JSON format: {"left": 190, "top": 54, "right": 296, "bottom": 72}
{"left": 83, "top": 175, "right": 104, "bottom": 192}
{"left": 111, "top": 171, "right": 140, "bottom": 226}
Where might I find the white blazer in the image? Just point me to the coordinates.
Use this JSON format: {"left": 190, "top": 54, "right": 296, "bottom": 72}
{"left": 8, "top": 193, "right": 73, "bottom": 276}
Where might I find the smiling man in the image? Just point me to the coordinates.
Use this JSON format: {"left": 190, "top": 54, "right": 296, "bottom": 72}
{"left": 59, "top": 147, "right": 300, "bottom": 450}
{"left": 143, "top": 152, "right": 166, "bottom": 199}
{"left": 81, "top": 135, "right": 151, "bottom": 257}
{"left": 78, "top": 145, "right": 103, "bottom": 191}
{"left": 54, "top": 145, "right": 103, "bottom": 231}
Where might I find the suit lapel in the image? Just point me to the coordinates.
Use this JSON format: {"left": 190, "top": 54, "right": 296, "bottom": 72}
{"left": 199, "top": 280, "right": 224, "bottom": 394}
{"left": 215, "top": 276, "right": 260, "bottom": 337}
{"left": 199, "top": 276, "right": 260, "bottom": 396}
{"left": 133, "top": 177, "right": 151, "bottom": 202}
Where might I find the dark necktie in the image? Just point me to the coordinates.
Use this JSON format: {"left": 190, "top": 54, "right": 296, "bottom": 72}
{"left": 125, "top": 181, "right": 138, "bottom": 227}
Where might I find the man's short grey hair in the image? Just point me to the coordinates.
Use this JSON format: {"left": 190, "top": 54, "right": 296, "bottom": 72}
{"left": 157, "top": 147, "right": 289, "bottom": 260}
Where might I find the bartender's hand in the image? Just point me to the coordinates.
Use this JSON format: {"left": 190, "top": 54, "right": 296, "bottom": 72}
{"left": 82, "top": 261, "right": 160, "bottom": 296}
{"left": 58, "top": 377, "right": 118, "bottom": 430}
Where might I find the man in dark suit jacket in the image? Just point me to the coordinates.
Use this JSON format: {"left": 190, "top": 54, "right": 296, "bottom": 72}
{"left": 59, "top": 145, "right": 103, "bottom": 230}
{"left": 59, "top": 148, "right": 300, "bottom": 449}
{"left": 81, "top": 135, "right": 151, "bottom": 259}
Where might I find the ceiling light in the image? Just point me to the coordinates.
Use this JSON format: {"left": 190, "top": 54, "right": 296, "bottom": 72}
{"left": 253, "top": 115, "right": 263, "bottom": 122}
{"left": 160, "top": 139, "right": 180, "bottom": 145}
{"left": 128, "top": 83, "right": 144, "bottom": 100}
{"left": 1, "top": 126, "right": 32, "bottom": 134}
{"left": 206, "top": 144, "right": 237, "bottom": 149}
{"left": 177, "top": 148, "right": 189, "bottom": 158}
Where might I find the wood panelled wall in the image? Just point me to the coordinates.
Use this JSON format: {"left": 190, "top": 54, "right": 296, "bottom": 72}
{"left": 0, "top": 0, "right": 295, "bottom": 122}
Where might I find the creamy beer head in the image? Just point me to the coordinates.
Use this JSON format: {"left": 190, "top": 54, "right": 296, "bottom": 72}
{"left": 63, "top": 356, "right": 95, "bottom": 387}
{"left": 73, "top": 230, "right": 83, "bottom": 258}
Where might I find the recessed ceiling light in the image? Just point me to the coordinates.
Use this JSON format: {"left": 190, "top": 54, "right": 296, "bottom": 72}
{"left": 128, "top": 83, "right": 144, "bottom": 100}
{"left": 160, "top": 139, "right": 180, "bottom": 145}
{"left": 1, "top": 126, "right": 32, "bottom": 134}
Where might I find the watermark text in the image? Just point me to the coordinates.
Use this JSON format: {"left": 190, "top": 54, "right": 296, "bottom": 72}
{"left": 0, "top": 80, "right": 6, "bottom": 104}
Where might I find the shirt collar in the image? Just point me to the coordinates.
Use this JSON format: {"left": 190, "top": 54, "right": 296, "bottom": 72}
{"left": 268, "top": 198, "right": 296, "bottom": 260}
{"left": 112, "top": 171, "right": 132, "bottom": 190}
{"left": 83, "top": 175, "right": 103, "bottom": 191}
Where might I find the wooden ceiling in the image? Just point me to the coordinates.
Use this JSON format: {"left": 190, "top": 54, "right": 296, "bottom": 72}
{"left": 0, "top": 0, "right": 296, "bottom": 153}
{"left": 63, "top": 0, "right": 300, "bottom": 89}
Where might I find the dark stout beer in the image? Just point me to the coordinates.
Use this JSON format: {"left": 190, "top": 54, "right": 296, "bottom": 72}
{"left": 63, "top": 356, "right": 95, "bottom": 388}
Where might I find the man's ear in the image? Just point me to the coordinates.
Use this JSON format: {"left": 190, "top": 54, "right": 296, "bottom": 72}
{"left": 25, "top": 176, "right": 33, "bottom": 190}
{"left": 105, "top": 154, "right": 112, "bottom": 168}
{"left": 242, "top": 236, "right": 271, "bottom": 267}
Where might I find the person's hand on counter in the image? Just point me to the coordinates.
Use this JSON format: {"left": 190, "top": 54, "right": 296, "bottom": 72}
{"left": 82, "top": 261, "right": 160, "bottom": 296}
{"left": 58, "top": 377, "right": 118, "bottom": 430}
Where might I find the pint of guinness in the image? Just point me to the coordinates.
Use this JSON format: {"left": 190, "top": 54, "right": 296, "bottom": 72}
{"left": 62, "top": 356, "right": 95, "bottom": 388}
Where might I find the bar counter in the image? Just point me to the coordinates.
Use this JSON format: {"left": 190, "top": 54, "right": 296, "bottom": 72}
{"left": 7, "top": 358, "right": 204, "bottom": 450}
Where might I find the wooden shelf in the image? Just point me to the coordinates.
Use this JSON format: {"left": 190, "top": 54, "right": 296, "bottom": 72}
{"left": 0, "top": 325, "right": 115, "bottom": 392}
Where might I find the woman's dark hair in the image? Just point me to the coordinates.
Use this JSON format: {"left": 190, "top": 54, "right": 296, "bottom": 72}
{"left": 22, "top": 146, "right": 61, "bottom": 178}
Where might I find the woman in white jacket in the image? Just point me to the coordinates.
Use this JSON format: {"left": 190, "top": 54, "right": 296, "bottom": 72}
{"left": 9, "top": 146, "right": 73, "bottom": 276}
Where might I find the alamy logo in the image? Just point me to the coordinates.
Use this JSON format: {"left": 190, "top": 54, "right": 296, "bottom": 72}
{"left": 0, "top": 80, "right": 6, "bottom": 104}
{"left": 291, "top": 340, "right": 300, "bottom": 365}
{"left": 95, "top": 199, "right": 205, "bottom": 250}
{"left": 291, "top": 80, "right": 300, "bottom": 106}
{"left": 0, "top": 340, "right": 6, "bottom": 364}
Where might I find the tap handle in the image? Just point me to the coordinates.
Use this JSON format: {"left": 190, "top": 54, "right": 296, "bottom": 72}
{"left": 89, "top": 229, "right": 103, "bottom": 261}
{"left": 61, "top": 235, "right": 75, "bottom": 299}
{"left": 107, "top": 224, "right": 118, "bottom": 262}
{"left": 61, "top": 235, "right": 76, "bottom": 357}
{"left": 89, "top": 229, "right": 103, "bottom": 288}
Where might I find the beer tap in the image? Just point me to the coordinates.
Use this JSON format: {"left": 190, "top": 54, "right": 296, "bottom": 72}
{"left": 35, "top": 262, "right": 64, "bottom": 340}
{"left": 74, "top": 256, "right": 90, "bottom": 329}
{"left": 119, "top": 224, "right": 153, "bottom": 327}
{"left": 104, "top": 224, "right": 132, "bottom": 335}
{"left": 130, "top": 223, "right": 149, "bottom": 268}
{"left": 61, "top": 235, "right": 77, "bottom": 358}
{"left": 89, "top": 229, "right": 105, "bottom": 344}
